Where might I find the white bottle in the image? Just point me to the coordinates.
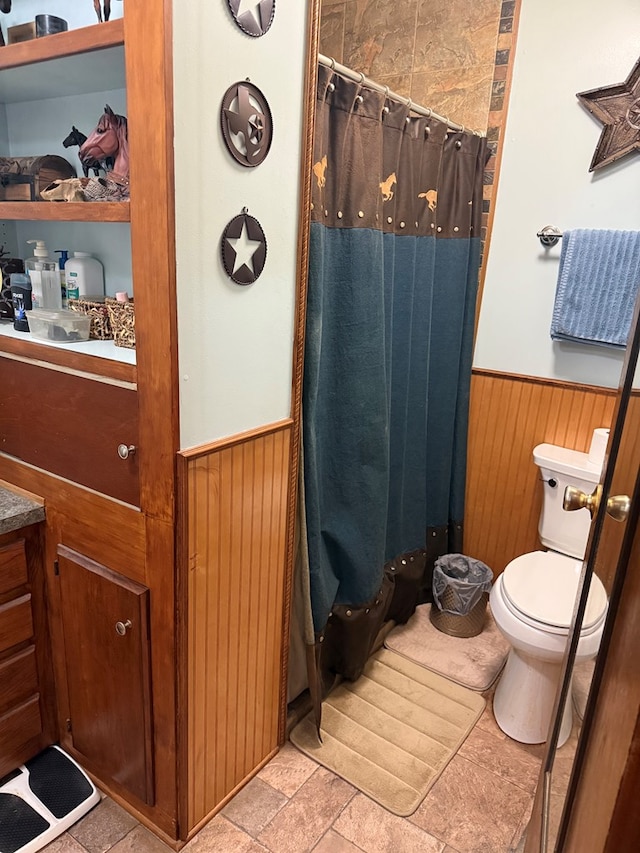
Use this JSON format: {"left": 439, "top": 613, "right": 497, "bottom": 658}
{"left": 25, "top": 239, "right": 62, "bottom": 310}
{"left": 65, "top": 252, "right": 105, "bottom": 299}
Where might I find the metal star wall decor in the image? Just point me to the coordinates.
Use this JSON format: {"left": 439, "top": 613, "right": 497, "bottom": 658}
{"left": 577, "top": 56, "right": 640, "bottom": 171}
{"left": 226, "top": 0, "right": 275, "bottom": 38}
{"left": 221, "top": 81, "right": 273, "bottom": 167}
{"left": 221, "top": 208, "right": 267, "bottom": 285}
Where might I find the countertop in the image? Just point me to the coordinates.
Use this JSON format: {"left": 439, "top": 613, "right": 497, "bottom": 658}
{"left": 0, "top": 484, "right": 45, "bottom": 535}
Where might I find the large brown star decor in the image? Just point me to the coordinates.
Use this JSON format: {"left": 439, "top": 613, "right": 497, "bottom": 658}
{"left": 577, "top": 56, "right": 640, "bottom": 172}
{"left": 221, "top": 81, "right": 273, "bottom": 167}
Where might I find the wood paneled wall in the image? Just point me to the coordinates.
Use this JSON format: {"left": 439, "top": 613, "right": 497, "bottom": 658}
{"left": 465, "top": 369, "right": 617, "bottom": 576}
{"left": 181, "top": 422, "right": 292, "bottom": 832}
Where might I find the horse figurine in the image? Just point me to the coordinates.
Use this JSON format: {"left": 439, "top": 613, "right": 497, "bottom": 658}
{"left": 78, "top": 105, "right": 129, "bottom": 185}
{"left": 94, "top": 1, "right": 111, "bottom": 22}
{"left": 94, "top": 1, "right": 122, "bottom": 23}
{"left": 63, "top": 126, "right": 114, "bottom": 178}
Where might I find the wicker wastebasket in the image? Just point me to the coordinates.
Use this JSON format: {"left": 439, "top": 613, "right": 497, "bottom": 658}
{"left": 429, "top": 554, "right": 493, "bottom": 638}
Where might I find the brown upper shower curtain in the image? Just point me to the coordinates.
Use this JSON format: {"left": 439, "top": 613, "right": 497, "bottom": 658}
{"left": 298, "top": 64, "right": 487, "bottom": 711}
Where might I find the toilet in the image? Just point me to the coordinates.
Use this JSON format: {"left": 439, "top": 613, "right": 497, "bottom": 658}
{"left": 490, "top": 442, "right": 608, "bottom": 746}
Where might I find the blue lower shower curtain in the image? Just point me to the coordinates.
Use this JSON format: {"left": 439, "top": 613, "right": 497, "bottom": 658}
{"left": 301, "top": 65, "right": 487, "bottom": 696}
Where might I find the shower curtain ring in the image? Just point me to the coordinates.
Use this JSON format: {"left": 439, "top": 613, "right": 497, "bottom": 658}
{"left": 382, "top": 86, "right": 390, "bottom": 116}
{"left": 405, "top": 97, "right": 413, "bottom": 123}
{"left": 329, "top": 57, "right": 336, "bottom": 71}
{"left": 358, "top": 71, "right": 365, "bottom": 84}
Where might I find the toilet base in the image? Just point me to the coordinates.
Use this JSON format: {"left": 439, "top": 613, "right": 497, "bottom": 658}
{"left": 493, "top": 647, "right": 573, "bottom": 746}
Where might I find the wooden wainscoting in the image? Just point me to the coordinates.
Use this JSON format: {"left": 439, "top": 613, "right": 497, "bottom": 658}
{"left": 465, "top": 369, "right": 617, "bottom": 576}
{"left": 179, "top": 421, "right": 292, "bottom": 833}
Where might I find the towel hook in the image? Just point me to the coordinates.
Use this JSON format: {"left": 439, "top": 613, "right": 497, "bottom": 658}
{"left": 537, "top": 225, "right": 563, "bottom": 247}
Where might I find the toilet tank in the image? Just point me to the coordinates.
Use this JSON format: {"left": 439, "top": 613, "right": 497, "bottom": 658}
{"left": 533, "top": 443, "right": 602, "bottom": 559}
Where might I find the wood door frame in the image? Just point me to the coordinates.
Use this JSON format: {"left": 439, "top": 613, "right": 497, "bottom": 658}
{"left": 524, "top": 300, "right": 640, "bottom": 850}
{"left": 558, "top": 466, "right": 640, "bottom": 849}
{"left": 278, "top": 0, "right": 321, "bottom": 741}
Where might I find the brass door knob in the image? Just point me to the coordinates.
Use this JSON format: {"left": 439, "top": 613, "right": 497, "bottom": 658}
{"left": 117, "top": 444, "right": 136, "bottom": 460}
{"left": 563, "top": 484, "right": 630, "bottom": 522}
{"left": 605, "top": 493, "right": 631, "bottom": 522}
{"left": 115, "top": 620, "right": 132, "bottom": 636}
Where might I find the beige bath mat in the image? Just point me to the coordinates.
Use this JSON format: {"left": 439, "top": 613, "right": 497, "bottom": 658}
{"left": 384, "top": 603, "right": 510, "bottom": 692}
{"left": 290, "top": 648, "right": 485, "bottom": 816}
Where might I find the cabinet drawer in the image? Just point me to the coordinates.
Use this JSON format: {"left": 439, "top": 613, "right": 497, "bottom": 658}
{"left": 0, "top": 646, "right": 38, "bottom": 716}
{"left": 0, "top": 539, "right": 28, "bottom": 595}
{"left": 0, "top": 357, "right": 139, "bottom": 505}
{"left": 0, "top": 594, "right": 33, "bottom": 654}
{"left": 0, "top": 696, "right": 43, "bottom": 776}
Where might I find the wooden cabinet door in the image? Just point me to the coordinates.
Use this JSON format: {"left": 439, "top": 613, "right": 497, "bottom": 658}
{"left": 0, "top": 358, "right": 140, "bottom": 506}
{"left": 56, "top": 545, "right": 154, "bottom": 805}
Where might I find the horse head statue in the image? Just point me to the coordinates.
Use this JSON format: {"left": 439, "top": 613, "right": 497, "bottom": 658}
{"left": 78, "top": 105, "right": 128, "bottom": 184}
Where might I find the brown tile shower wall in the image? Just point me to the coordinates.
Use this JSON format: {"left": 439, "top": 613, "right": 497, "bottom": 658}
{"left": 320, "top": 0, "right": 521, "bottom": 257}
{"left": 321, "top": 0, "right": 512, "bottom": 133}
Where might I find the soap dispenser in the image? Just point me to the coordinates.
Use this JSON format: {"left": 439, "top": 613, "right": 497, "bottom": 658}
{"left": 25, "top": 239, "right": 62, "bottom": 310}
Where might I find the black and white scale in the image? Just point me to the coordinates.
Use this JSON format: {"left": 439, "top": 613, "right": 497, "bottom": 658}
{"left": 0, "top": 746, "right": 99, "bottom": 853}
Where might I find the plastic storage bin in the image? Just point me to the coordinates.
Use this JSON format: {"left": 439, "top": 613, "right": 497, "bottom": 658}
{"left": 430, "top": 553, "right": 494, "bottom": 638}
{"left": 27, "top": 308, "right": 91, "bottom": 343}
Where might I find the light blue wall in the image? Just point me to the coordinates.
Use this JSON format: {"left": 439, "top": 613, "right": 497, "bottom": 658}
{"left": 474, "top": 0, "right": 640, "bottom": 389}
{"left": 173, "top": 0, "right": 309, "bottom": 448}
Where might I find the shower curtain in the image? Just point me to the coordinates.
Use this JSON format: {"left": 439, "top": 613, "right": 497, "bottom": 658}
{"left": 298, "top": 65, "right": 487, "bottom": 701}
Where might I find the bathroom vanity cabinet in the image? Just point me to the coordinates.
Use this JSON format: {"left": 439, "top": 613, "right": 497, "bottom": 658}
{"left": 0, "top": 4, "right": 180, "bottom": 841}
{"left": 0, "top": 491, "right": 54, "bottom": 780}
{"left": 0, "top": 0, "right": 311, "bottom": 843}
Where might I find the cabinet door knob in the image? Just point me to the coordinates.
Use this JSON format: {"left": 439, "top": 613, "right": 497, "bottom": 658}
{"left": 115, "top": 620, "right": 132, "bottom": 636}
{"left": 117, "top": 444, "right": 136, "bottom": 460}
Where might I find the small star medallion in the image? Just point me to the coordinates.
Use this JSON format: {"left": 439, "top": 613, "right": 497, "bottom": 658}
{"left": 577, "top": 56, "right": 640, "bottom": 171}
{"left": 221, "top": 210, "right": 267, "bottom": 285}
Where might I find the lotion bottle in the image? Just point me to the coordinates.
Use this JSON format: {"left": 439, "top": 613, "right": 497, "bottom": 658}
{"left": 65, "top": 252, "right": 104, "bottom": 299}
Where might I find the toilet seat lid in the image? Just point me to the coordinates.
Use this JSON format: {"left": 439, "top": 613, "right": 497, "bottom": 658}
{"left": 502, "top": 551, "right": 607, "bottom": 630}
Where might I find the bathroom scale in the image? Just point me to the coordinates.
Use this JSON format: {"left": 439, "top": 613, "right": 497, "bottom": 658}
{"left": 0, "top": 746, "right": 100, "bottom": 853}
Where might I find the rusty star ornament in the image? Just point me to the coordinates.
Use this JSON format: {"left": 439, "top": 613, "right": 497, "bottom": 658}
{"left": 577, "top": 56, "right": 640, "bottom": 171}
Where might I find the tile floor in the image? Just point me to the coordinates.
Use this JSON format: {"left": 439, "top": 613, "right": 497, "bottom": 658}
{"left": 40, "top": 688, "right": 580, "bottom": 853}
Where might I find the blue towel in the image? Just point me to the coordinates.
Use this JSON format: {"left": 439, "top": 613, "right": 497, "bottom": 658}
{"left": 550, "top": 229, "right": 640, "bottom": 348}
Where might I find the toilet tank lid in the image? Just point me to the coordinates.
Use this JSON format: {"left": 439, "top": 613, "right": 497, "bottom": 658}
{"left": 533, "top": 443, "right": 601, "bottom": 482}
